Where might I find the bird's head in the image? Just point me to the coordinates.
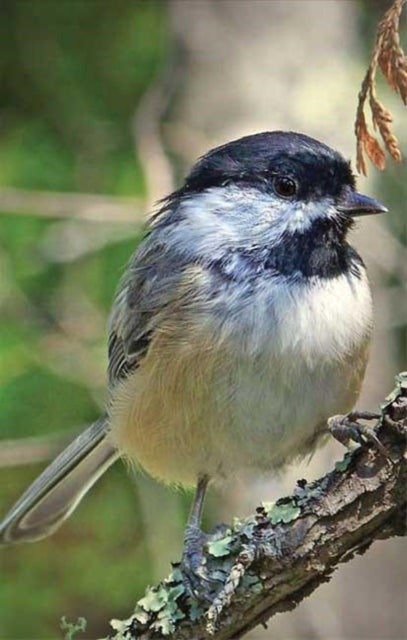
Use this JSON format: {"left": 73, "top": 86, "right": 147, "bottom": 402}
{"left": 157, "top": 132, "right": 387, "bottom": 277}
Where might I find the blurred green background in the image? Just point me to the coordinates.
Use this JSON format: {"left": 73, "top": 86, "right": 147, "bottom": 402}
{"left": 0, "top": 1, "right": 406, "bottom": 639}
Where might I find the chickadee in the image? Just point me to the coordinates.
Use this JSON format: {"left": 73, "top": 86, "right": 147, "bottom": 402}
{"left": 0, "top": 132, "right": 386, "bottom": 589}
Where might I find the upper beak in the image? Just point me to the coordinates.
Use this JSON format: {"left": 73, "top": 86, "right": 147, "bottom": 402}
{"left": 338, "top": 187, "right": 388, "bottom": 217}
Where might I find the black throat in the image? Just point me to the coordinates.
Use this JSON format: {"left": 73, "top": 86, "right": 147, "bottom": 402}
{"left": 264, "top": 217, "right": 362, "bottom": 279}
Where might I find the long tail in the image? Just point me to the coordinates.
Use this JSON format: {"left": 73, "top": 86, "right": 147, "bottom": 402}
{"left": 0, "top": 414, "right": 119, "bottom": 544}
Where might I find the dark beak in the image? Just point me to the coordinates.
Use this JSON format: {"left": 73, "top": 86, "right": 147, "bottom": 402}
{"left": 338, "top": 187, "right": 388, "bottom": 217}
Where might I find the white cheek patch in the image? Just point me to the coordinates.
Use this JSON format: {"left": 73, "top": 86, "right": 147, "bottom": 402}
{"left": 159, "top": 187, "right": 270, "bottom": 260}
{"left": 270, "top": 198, "right": 338, "bottom": 235}
{"left": 161, "top": 186, "right": 340, "bottom": 257}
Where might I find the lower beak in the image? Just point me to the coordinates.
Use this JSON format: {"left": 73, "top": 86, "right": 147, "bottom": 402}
{"left": 338, "top": 188, "right": 388, "bottom": 217}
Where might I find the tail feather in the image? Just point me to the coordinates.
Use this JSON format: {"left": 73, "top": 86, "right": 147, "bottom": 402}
{"left": 0, "top": 414, "right": 119, "bottom": 544}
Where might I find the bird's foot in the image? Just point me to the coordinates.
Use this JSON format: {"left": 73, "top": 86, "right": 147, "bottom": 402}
{"left": 327, "top": 410, "right": 388, "bottom": 457}
{"left": 180, "top": 524, "right": 215, "bottom": 603}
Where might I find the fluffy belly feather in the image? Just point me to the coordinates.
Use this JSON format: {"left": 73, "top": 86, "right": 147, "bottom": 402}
{"left": 109, "top": 272, "right": 372, "bottom": 486}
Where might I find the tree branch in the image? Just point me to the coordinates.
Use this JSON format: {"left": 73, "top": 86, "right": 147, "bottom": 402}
{"left": 108, "top": 374, "right": 407, "bottom": 640}
{"left": 0, "top": 188, "right": 145, "bottom": 223}
{"left": 0, "top": 431, "right": 80, "bottom": 468}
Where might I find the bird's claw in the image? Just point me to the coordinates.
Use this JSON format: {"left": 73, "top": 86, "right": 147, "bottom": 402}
{"left": 180, "top": 524, "right": 215, "bottom": 603}
{"left": 327, "top": 410, "right": 388, "bottom": 459}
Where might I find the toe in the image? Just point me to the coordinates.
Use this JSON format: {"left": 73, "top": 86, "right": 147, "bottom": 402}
{"left": 181, "top": 526, "right": 215, "bottom": 602}
{"left": 328, "top": 411, "right": 388, "bottom": 459}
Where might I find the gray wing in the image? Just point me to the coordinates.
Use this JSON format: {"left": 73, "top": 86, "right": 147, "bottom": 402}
{"left": 107, "top": 234, "right": 188, "bottom": 387}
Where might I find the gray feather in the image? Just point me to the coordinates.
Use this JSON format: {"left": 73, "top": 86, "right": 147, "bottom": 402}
{"left": 0, "top": 414, "right": 118, "bottom": 544}
{"left": 107, "top": 231, "right": 188, "bottom": 386}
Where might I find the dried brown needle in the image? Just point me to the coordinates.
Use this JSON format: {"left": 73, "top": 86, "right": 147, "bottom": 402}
{"left": 355, "top": 0, "right": 406, "bottom": 174}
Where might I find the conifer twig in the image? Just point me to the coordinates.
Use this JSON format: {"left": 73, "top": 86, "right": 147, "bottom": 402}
{"left": 355, "top": 0, "right": 406, "bottom": 174}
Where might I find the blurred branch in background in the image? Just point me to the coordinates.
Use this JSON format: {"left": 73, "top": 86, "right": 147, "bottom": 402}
{"left": 0, "top": 188, "right": 145, "bottom": 223}
{"left": 131, "top": 53, "right": 180, "bottom": 207}
{"left": 0, "top": 431, "right": 79, "bottom": 468}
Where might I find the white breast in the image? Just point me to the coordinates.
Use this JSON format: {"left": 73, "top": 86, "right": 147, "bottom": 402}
{"left": 245, "top": 270, "right": 373, "bottom": 362}
{"left": 210, "top": 269, "right": 373, "bottom": 471}
{"left": 110, "top": 269, "right": 373, "bottom": 485}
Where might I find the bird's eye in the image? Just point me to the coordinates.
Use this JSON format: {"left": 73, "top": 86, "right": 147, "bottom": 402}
{"left": 273, "top": 176, "right": 297, "bottom": 198}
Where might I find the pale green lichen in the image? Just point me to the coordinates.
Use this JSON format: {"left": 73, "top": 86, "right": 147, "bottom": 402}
{"left": 110, "top": 582, "right": 188, "bottom": 638}
{"left": 335, "top": 451, "right": 353, "bottom": 472}
{"left": 165, "top": 567, "right": 183, "bottom": 583}
{"left": 138, "top": 586, "right": 169, "bottom": 613}
{"left": 133, "top": 607, "right": 150, "bottom": 625}
{"left": 232, "top": 515, "right": 256, "bottom": 539}
{"left": 380, "top": 371, "right": 407, "bottom": 411}
{"left": 265, "top": 500, "right": 301, "bottom": 524}
{"left": 110, "top": 615, "right": 136, "bottom": 639}
{"left": 208, "top": 534, "right": 234, "bottom": 557}
{"left": 139, "top": 583, "right": 185, "bottom": 617}
{"left": 60, "top": 617, "right": 87, "bottom": 640}
{"left": 261, "top": 501, "right": 275, "bottom": 514}
{"left": 151, "top": 599, "right": 185, "bottom": 635}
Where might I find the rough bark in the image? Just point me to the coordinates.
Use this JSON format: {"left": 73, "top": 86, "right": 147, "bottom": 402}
{"left": 109, "top": 373, "right": 407, "bottom": 640}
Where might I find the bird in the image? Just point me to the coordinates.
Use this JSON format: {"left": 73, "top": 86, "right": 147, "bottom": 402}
{"left": 0, "top": 131, "right": 386, "bottom": 595}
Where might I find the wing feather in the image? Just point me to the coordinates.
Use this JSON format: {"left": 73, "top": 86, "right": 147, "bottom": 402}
{"left": 107, "top": 235, "right": 189, "bottom": 386}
